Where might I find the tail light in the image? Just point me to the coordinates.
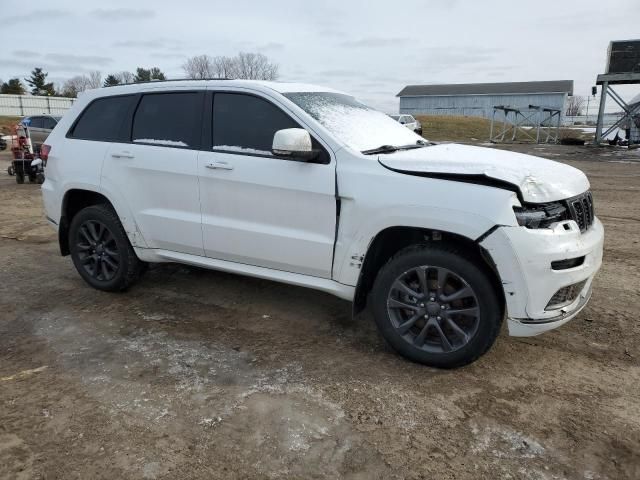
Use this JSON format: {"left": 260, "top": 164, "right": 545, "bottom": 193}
{"left": 40, "top": 144, "right": 51, "bottom": 165}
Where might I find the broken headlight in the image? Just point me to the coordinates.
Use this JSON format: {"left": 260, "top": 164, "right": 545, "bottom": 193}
{"left": 513, "top": 202, "right": 568, "bottom": 229}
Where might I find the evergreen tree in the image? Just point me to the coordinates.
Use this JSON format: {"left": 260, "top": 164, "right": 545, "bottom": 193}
{"left": 103, "top": 74, "right": 122, "bottom": 87}
{"left": 134, "top": 68, "right": 151, "bottom": 82}
{"left": 134, "top": 67, "right": 166, "bottom": 82}
{"left": 1, "top": 78, "right": 26, "bottom": 94}
{"left": 25, "top": 67, "right": 55, "bottom": 95}
{"left": 150, "top": 67, "right": 166, "bottom": 80}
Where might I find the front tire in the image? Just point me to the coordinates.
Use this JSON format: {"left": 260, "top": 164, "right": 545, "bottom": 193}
{"left": 69, "top": 204, "right": 143, "bottom": 292}
{"left": 371, "top": 244, "right": 502, "bottom": 368}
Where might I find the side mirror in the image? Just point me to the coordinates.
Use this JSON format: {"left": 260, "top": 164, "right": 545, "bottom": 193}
{"left": 272, "top": 128, "right": 319, "bottom": 161}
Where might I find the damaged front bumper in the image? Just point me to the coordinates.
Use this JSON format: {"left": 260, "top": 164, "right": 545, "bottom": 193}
{"left": 480, "top": 217, "right": 604, "bottom": 337}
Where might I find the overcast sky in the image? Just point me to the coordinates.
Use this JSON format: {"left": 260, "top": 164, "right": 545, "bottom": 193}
{"left": 0, "top": 0, "right": 638, "bottom": 112}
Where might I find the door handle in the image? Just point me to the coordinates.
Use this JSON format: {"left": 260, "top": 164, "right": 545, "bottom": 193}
{"left": 111, "top": 152, "right": 135, "bottom": 159}
{"left": 205, "top": 161, "right": 234, "bottom": 170}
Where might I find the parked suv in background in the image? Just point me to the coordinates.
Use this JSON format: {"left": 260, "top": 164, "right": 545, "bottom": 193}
{"left": 390, "top": 114, "right": 422, "bottom": 135}
{"left": 40, "top": 80, "right": 603, "bottom": 368}
{"left": 21, "top": 115, "right": 61, "bottom": 150}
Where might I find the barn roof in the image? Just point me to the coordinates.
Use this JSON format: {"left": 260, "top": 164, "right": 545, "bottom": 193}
{"left": 397, "top": 80, "right": 574, "bottom": 97}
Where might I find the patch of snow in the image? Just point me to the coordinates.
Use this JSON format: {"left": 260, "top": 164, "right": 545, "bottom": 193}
{"left": 471, "top": 421, "right": 545, "bottom": 459}
{"left": 136, "top": 310, "right": 175, "bottom": 322}
{"left": 134, "top": 138, "right": 188, "bottom": 147}
{"left": 286, "top": 92, "right": 422, "bottom": 152}
{"left": 214, "top": 145, "right": 272, "bottom": 156}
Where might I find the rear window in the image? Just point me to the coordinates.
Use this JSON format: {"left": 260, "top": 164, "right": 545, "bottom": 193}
{"left": 70, "top": 95, "right": 135, "bottom": 142}
{"left": 132, "top": 92, "right": 201, "bottom": 148}
{"left": 42, "top": 117, "right": 57, "bottom": 130}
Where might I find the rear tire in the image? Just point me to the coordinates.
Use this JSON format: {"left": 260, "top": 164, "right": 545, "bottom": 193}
{"left": 69, "top": 204, "right": 143, "bottom": 292}
{"left": 371, "top": 244, "right": 502, "bottom": 368}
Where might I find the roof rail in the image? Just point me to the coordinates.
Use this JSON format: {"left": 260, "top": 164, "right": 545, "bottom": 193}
{"left": 108, "top": 78, "right": 233, "bottom": 87}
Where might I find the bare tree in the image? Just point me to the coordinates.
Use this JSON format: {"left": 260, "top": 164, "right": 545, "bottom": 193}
{"left": 233, "top": 52, "right": 278, "bottom": 80}
{"left": 566, "top": 95, "right": 586, "bottom": 116}
{"left": 183, "top": 55, "right": 214, "bottom": 79}
{"left": 212, "top": 55, "right": 237, "bottom": 79}
{"left": 87, "top": 71, "right": 102, "bottom": 89}
{"left": 60, "top": 75, "right": 92, "bottom": 97}
{"left": 117, "top": 71, "right": 135, "bottom": 84}
{"left": 186, "top": 52, "right": 279, "bottom": 80}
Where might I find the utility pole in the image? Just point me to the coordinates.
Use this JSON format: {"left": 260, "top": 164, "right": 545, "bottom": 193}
{"left": 586, "top": 95, "right": 590, "bottom": 120}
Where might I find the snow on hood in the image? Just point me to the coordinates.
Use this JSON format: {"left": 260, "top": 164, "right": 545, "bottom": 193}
{"left": 378, "top": 143, "right": 590, "bottom": 203}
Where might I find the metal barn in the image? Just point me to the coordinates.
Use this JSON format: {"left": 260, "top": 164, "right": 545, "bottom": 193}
{"left": 397, "top": 81, "right": 574, "bottom": 122}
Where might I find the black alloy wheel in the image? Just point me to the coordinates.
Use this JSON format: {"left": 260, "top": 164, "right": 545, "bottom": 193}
{"left": 75, "top": 219, "right": 120, "bottom": 282}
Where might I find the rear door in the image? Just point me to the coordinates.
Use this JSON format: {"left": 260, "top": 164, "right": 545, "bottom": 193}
{"left": 198, "top": 91, "right": 336, "bottom": 278}
{"left": 65, "top": 95, "right": 138, "bottom": 192}
{"left": 101, "top": 90, "right": 205, "bottom": 255}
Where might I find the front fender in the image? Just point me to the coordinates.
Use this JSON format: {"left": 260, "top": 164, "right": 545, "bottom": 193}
{"left": 332, "top": 202, "right": 502, "bottom": 287}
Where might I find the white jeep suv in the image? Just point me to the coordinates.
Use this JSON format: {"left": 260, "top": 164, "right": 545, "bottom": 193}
{"left": 40, "top": 80, "right": 604, "bottom": 368}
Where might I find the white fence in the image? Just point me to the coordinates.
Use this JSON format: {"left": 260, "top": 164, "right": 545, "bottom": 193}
{"left": 562, "top": 113, "right": 622, "bottom": 126}
{"left": 0, "top": 94, "right": 75, "bottom": 116}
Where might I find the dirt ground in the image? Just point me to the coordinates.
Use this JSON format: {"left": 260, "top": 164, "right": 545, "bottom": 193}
{"left": 0, "top": 143, "right": 639, "bottom": 480}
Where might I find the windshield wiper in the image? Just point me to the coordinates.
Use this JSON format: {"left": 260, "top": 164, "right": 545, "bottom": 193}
{"left": 362, "top": 141, "right": 434, "bottom": 155}
{"left": 362, "top": 145, "right": 399, "bottom": 155}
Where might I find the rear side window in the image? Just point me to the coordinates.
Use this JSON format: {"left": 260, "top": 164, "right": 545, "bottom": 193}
{"left": 132, "top": 92, "right": 201, "bottom": 148}
{"left": 71, "top": 95, "right": 135, "bottom": 142}
{"left": 30, "top": 117, "right": 44, "bottom": 128}
{"left": 212, "top": 93, "right": 299, "bottom": 155}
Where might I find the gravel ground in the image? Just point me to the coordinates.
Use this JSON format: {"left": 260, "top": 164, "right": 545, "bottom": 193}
{"left": 0, "top": 144, "right": 639, "bottom": 480}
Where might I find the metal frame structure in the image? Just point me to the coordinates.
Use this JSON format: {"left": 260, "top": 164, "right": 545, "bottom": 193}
{"left": 489, "top": 105, "right": 562, "bottom": 144}
{"left": 594, "top": 72, "right": 640, "bottom": 145}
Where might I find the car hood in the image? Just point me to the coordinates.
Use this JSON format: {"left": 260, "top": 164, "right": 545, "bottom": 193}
{"left": 378, "top": 143, "right": 590, "bottom": 203}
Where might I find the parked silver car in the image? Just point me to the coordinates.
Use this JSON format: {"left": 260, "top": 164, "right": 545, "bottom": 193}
{"left": 21, "top": 115, "right": 61, "bottom": 149}
{"left": 390, "top": 114, "right": 422, "bottom": 135}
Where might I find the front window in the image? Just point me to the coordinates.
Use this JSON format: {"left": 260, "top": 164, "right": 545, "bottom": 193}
{"left": 212, "top": 93, "right": 299, "bottom": 155}
{"left": 284, "top": 92, "right": 422, "bottom": 152}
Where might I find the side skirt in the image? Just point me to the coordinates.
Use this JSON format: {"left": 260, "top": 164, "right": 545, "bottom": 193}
{"left": 134, "top": 248, "right": 356, "bottom": 301}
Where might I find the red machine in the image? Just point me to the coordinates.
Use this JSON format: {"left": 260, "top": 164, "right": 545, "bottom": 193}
{"left": 8, "top": 123, "right": 44, "bottom": 184}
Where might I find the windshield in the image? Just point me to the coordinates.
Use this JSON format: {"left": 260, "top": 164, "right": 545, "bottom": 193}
{"left": 284, "top": 92, "right": 423, "bottom": 152}
{"left": 390, "top": 115, "right": 400, "bottom": 120}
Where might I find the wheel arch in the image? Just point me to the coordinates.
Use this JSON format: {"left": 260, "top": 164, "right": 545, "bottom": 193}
{"left": 352, "top": 226, "right": 505, "bottom": 317}
{"left": 58, "top": 188, "right": 144, "bottom": 256}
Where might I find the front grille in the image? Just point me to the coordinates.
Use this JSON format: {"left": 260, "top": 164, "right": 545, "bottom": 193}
{"left": 545, "top": 279, "right": 588, "bottom": 310}
{"left": 565, "top": 191, "right": 594, "bottom": 233}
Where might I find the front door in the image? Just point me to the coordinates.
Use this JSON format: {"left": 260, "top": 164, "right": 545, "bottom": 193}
{"left": 198, "top": 92, "right": 336, "bottom": 278}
